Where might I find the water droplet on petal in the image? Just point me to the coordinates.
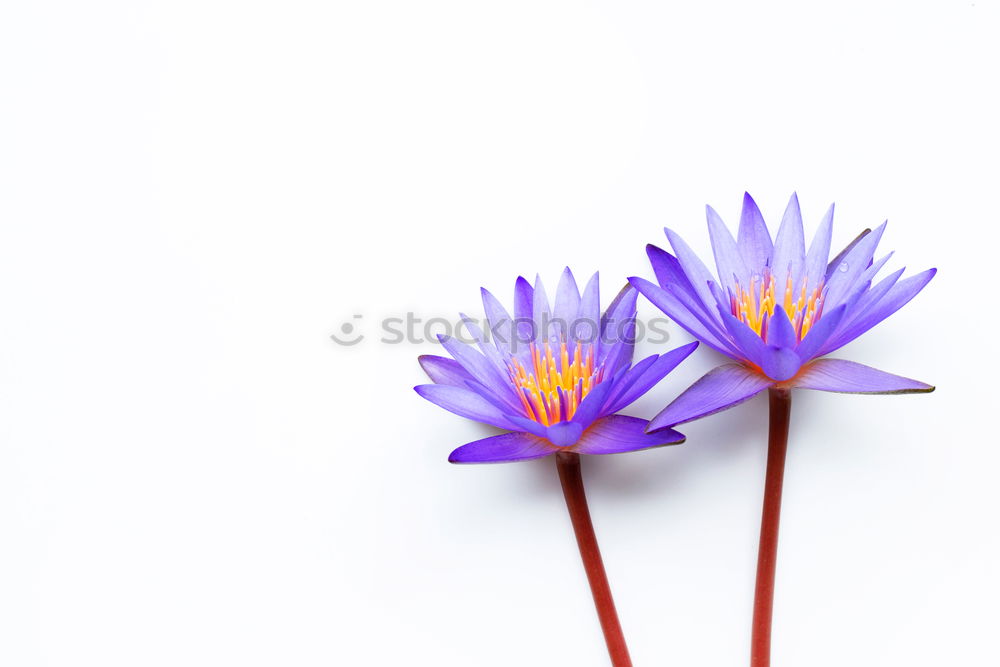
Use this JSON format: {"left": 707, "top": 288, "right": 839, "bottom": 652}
{"left": 838, "top": 261, "right": 849, "bottom": 273}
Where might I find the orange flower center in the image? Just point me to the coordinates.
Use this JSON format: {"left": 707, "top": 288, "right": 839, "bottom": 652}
{"left": 508, "top": 341, "right": 603, "bottom": 426}
{"left": 730, "top": 271, "right": 825, "bottom": 342}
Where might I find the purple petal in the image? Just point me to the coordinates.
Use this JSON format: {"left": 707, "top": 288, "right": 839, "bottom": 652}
{"left": 719, "top": 310, "right": 768, "bottom": 367}
{"left": 603, "top": 341, "right": 700, "bottom": 414}
{"left": 706, "top": 204, "right": 749, "bottom": 290}
{"left": 665, "top": 227, "right": 720, "bottom": 315}
{"left": 513, "top": 276, "right": 535, "bottom": 350}
{"left": 794, "top": 304, "right": 847, "bottom": 363}
{"left": 804, "top": 203, "right": 835, "bottom": 288}
{"left": 599, "top": 338, "right": 634, "bottom": 378}
{"left": 599, "top": 284, "right": 638, "bottom": 363}
{"left": 789, "top": 358, "right": 934, "bottom": 394}
{"left": 532, "top": 274, "right": 552, "bottom": 344}
{"left": 820, "top": 268, "right": 936, "bottom": 355}
{"left": 597, "top": 355, "right": 658, "bottom": 416}
{"left": 823, "top": 221, "right": 887, "bottom": 308}
{"left": 418, "top": 354, "right": 472, "bottom": 386}
{"left": 576, "top": 272, "right": 601, "bottom": 344}
{"left": 760, "top": 346, "right": 802, "bottom": 382}
{"left": 737, "top": 192, "right": 773, "bottom": 269}
{"left": 449, "top": 431, "right": 557, "bottom": 464}
{"left": 770, "top": 193, "right": 806, "bottom": 281}
{"left": 569, "top": 380, "right": 616, "bottom": 427}
{"left": 835, "top": 267, "right": 905, "bottom": 332}
{"left": 647, "top": 363, "right": 774, "bottom": 430}
{"left": 456, "top": 313, "right": 490, "bottom": 347}
{"left": 857, "top": 251, "right": 894, "bottom": 286}
{"left": 514, "top": 276, "right": 533, "bottom": 322}
{"left": 459, "top": 313, "right": 508, "bottom": 370}
{"left": 826, "top": 228, "right": 871, "bottom": 280}
{"left": 765, "top": 306, "right": 797, "bottom": 349}
{"left": 646, "top": 245, "right": 699, "bottom": 300}
{"left": 553, "top": 267, "right": 582, "bottom": 336}
{"left": 572, "top": 415, "right": 684, "bottom": 455}
{"left": 463, "top": 377, "right": 526, "bottom": 417}
{"left": 415, "top": 384, "right": 518, "bottom": 430}
{"left": 506, "top": 415, "right": 549, "bottom": 438}
{"left": 438, "top": 334, "right": 517, "bottom": 408}
{"left": 630, "top": 277, "right": 738, "bottom": 357}
{"left": 545, "top": 421, "right": 585, "bottom": 447}
{"left": 646, "top": 245, "right": 721, "bottom": 324}
{"left": 481, "top": 287, "right": 514, "bottom": 355}
{"left": 838, "top": 252, "right": 896, "bottom": 313}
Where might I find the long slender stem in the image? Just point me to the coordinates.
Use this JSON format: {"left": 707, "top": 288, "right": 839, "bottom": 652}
{"left": 555, "top": 451, "right": 633, "bottom": 667}
{"left": 751, "top": 388, "right": 793, "bottom": 667}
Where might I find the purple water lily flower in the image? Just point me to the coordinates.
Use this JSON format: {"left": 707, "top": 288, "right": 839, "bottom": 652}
{"left": 416, "top": 269, "right": 699, "bottom": 665}
{"left": 629, "top": 193, "right": 935, "bottom": 430}
{"left": 416, "top": 268, "right": 699, "bottom": 463}
{"left": 630, "top": 193, "right": 935, "bottom": 666}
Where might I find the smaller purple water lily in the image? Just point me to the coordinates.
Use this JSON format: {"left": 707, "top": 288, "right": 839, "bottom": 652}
{"left": 415, "top": 268, "right": 699, "bottom": 463}
{"left": 629, "top": 193, "right": 935, "bottom": 431}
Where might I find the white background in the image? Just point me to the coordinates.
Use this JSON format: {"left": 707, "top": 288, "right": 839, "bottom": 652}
{"left": 1, "top": 1, "right": 998, "bottom": 665}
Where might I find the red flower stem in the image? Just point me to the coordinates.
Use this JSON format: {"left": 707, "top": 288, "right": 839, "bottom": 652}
{"left": 555, "top": 451, "right": 633, "bottom": 667}
{"left": 751, "top": 387, "right": 793, "bottom": 667}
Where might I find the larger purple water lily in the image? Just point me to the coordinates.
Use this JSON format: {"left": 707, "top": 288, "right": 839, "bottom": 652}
{"left": 415, "top": 268, "right": 699, "bottom": 463}
{"left": 629, "top": 193, "right": 935, "bottom": 431}
{"left": 631, "top": 193, "right": 936, "bottom": 666}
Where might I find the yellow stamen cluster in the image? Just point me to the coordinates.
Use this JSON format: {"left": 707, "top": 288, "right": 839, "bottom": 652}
{"left": 509, "top": 341, "right": 601, "bottom": 426}
{"left": 731, "top": 271, "right": 825, "bottom": 341}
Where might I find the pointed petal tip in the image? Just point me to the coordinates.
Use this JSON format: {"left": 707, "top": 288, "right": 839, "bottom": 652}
{"left": 642, "top": 422, "right": 687, "bottom": 441}
{"left": 640, "top": 418, "right": 686, "bottom": 440}
{"left": 626, "top": 276, "right": 647, "bottom": 291}
{"left": 668, "top": 340, "right": 701, "bottom": 364}
{"left": 447, "top": 449, "right": 503, "bottom": 465}
{"left": 789, "top": 359, "right": 935, "bottom": 394}
{"left": 741, "top": 191, "right": 762, "bottom": 211}
{"left": 645, "top": 243, "right": 674, "bottom": 265}
{"left": 648, "top": 429, "right": 686, "bottom": 445}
